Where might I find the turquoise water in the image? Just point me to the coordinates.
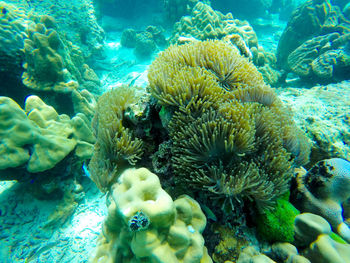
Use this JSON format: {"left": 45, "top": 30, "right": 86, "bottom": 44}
{"left": 0, "top": 0, "right": 349, "bottom": 262}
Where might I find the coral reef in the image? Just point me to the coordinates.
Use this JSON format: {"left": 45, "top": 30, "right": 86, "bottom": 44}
{"left": 90, "top": 168, "right": 212, "bottom": 263}
{"left": 148, "top": 40, "right": 311, "bottom": 213}
{"left": 7, "top": 0, "right": 104, "bottom": 58}
{"left": 293, "top": 158, "right": 350, "bottom": 243}
{"left": 88, "top": 85, "right": 144, "bottom": 193}
{"left": 0, "top": 95, "right": 94, "bottom": 177}
{"left": 277, "top": 0, "right": 350, "bottom": 82}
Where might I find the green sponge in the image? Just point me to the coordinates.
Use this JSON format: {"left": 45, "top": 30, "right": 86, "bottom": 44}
{"left": 256, "top": 195, "right": 300, "bottom": 243}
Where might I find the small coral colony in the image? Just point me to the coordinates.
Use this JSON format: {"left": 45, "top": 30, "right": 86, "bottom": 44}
{"left": 0, "top": 0, "right": 350, "bottom": 262}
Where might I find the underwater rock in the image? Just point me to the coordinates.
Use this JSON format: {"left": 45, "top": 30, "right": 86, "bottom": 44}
{"left": 276, "top": 82, "right": 350, "bottom": 162}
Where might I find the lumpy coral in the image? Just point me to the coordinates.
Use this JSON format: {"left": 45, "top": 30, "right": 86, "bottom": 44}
{"left": 293, "top": 158, "right": 350, "bottom": 243}
{"left": 0, "top": 95, "right": 94, "bottom": 177}
{"left": 170, "top": 2, "right": 258, "bottom": 49}
{"left": 90, "top": 167, "right": 212, "bottom": 263}
{"left": 88, "top": 85, "right": 144, "bottom": 192}
{"left": 0, "top": 2, "right": 27, "bottom": 78}
{"left": 277, "top": 0, "right": 350, "bottom": 82}
{"left": 148, "top": 40, "right": 311, "bottom": 211}
{"left": 169, "top": 2, "right": 282, "bottom": 86}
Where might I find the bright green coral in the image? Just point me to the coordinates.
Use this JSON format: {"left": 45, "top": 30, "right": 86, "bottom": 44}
{"left": 256, "top": 195, "right": 300, "bottom": 243}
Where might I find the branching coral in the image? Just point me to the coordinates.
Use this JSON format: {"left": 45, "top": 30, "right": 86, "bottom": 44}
{"left": 88, "top": 85, "right": 144, "bottom": 192}
{"left": 148, "top": 40, "right": 311, "bottom": 210}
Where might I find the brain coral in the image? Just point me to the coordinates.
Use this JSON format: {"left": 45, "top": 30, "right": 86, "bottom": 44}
{"left": 170, "top": 2, "right": 258, "bottom": 49}
{"left": 148, "top": 40, "right": 311, "bottom": 210}
{"left": 277, "top": 0, "right": 350, "bottom": 82}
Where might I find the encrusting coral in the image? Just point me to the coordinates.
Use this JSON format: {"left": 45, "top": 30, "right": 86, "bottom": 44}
{"left": 90, "top": 167, "right": 212, "bottom": 263}
{"left": 148, "top": 40, "right": 311, "bottom": 211}
{"left": 88, "top": 85, "right": 144, "bottom": 193}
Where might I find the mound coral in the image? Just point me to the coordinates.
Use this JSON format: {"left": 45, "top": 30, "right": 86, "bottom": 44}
{"left": 294, "top": 213, "right": 350, "bottom": 262}
{"left": 0, "top": 2, "right": 27, "bottom": 77}
{"left": 90, "top": 167, "right": 212, "bottom": 263}
{"left": 294, "top": 158, "right": 350, "bottom": 243}
{"left": 170, "top": 2, "right": 258, "bottom": 49}
{"left": 0, "top": 95, "right": 94, "bottom": 177}
{"left": 163, "top": 0, "right": 206, "bottom": 23}
{"left": 148, "top": 40, "right": 311, "bottom": 210}
{"left": 277, "top": 0, "right": 350, "bottom": 82}
{"left": 88, "top": 85, "right": 144, "bottom": 192}
{"left": 169, "top": 2, "right": 282, "bottom": 86}
{"left": 23, "top": 16, "right": 79, "bottom": 93}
